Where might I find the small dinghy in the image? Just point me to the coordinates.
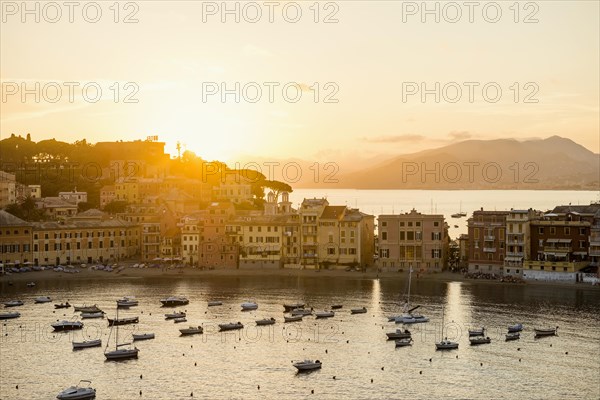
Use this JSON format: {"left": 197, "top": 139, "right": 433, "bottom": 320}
{"left": 81, "top": 312, "right": 104, "bottom": 319}
{"left": 534, "top": 327, "right": 558, "bottom": 337}
{"left": 35, "top": 296, "right": 52, "bottom": 303}
{"left": 386, "top": 329, "right": 411, "bottom": 340}
{"left": 219, "top": 322, "right": 243, "bottom": 331}
{"left": 0, "top": 311, "right": 21, "bottom": 320}
{"left": 331, "top": 305, "right": 343, "bottom": 310}
{"left": 284, "top": 315, "right": 303, "bottom": 323}
{"left": 208, "top": 301, "right": 223, "bottom": 307}
{"left": 241, "top": 301, "right": 258, "bottom": 311}
{"left": 315, "top": 311, "right": 334, "bottom": 319}
{"left": 55, "top": 302, "right": 71, "bottom": 309}
{"left": 256, "top": 317, "right": 276, "bottom": 326}
{"left": 73, "top": 339, "right": 102, "bottom": 349}
{"left": 351, "top": 307, "right": 367, "bottom": 314}
{"left": 164, "top": 311, "right": 186, "bottom": 320}
{"left": 293, "top": 359, "right": 322, "bottom": 371}
{"left": 469, "top": 336, "right": 492, "bottom": 345}
{"left": 179, "top": 326, "right": 203, "bottom": 336}
{"left": 174, "top": 317, "right": 187, "bottom": 323}
{"left": 508, "top": 323, "right": 524, "bottom": 333}
{"left": 52, "top": 321, "right": 84, "bottom": 331}
{"left": 283, "top": 303, "right": 305, "bottom": 312}
{"left": 291, "top": 308, "right": 313, "bottom": 316}
{"left": 107, "top": 316, "right": 138, "bottom": 326}
{"left": 133, "top": 333, "right": 155, "bottom": 341}
{"left": 468, "top": 327, "right": 485, "bottom": 337}
{"left": 395, "top": 338, "right": 413, "bottom": 347}
{"left": 505, "top": 332, "right": 520, "bottom": 341}
{"left": 3, "top": 300, "right": 24, "bottom": 307}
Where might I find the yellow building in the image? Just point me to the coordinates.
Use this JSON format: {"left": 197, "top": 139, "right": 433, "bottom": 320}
{"left": 0, "top": 210, "right": 33, "bottom": 269}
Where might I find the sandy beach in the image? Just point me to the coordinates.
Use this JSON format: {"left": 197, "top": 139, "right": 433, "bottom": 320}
{"left": 2, "top": 266, "right": 598, "bottom": 291}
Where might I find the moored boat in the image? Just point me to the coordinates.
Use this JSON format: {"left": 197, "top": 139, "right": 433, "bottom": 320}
{"left": 315, "top": 311, "right": 335, "bottom": 319}
{"left": 468, "top": 327, "right": 485, "bottom": 337}
{"left": 55, "top": 302, "right": 71, "bottom": 309}
{"left": 0, "top": 311, "right": 21, "bottom": 320}
{"left": 165, "top": 311, "right": 186, "bottom": 319}
{"left": 4, "top": 300, "right": 24, "bottom": 307}
{"left": 283, "top": 303, "right": 305, "bottom": 312}
{"left": 218, "top": 322, "right": 243, "bottom": 331}
{"left": 133, "top": 333, "right": 155, "bottom": 341}
{"left": 534, "top": 327, "right": 558, "bottom": 337}
{"left": 293, "top": 359, "right": 322, "bottom": 371}
{"left": 469, "top": 336, "right": 491, "bottom": 345}
{"left": 386, "top": 329, "right": 411, "bottom": 340}
{"left": 74, "top": 305, "right": 101, "bottom": 313}
{"left": 104, "top": 308, "right": 139, "bottom": 361}
{"left": 52, "top": 320, "right": 84, "bottom": 331}
{"left": 508, "top": 323, "right": 524, "bottom": 333}
{"left": 505, "top": 332, "right": 520, "bottom": 341}
{"left": 72, "top": 339, "right": 102, "bottom": 349}
{"left": 117, "top": 297, "right": 138, "bottom": 308}
{"left": 331, "top": 304, "right": 343, "bottom": 310}
{"left": 395, "top": 338, "right": 413, "bottom": 347}
{"left": 241, "top": 301, "right": 258, "bottom": 311}
{"left": 180, "top": 326, "right": 203, "bottom": 335}
{"left": 208, "top": 301, "right": 223, "bottom": 307}
{"left": 56, "top": 380, "right": 96, "bottom": 400}
{"left": 174, "top": 317, "right": 187, "bottom": 323}
{"left": 160, "top": 296, "right": 189, "bottom": 307}
{"left": 435, "top": 305, "right": 458, "bottom": 350}
{"left": 351, "top": 307, "right": 367, "bottom": 314}
{"left": 256, "top": 317, "right": 276, "bottom": 326}
{"left": 81, "top": 312, "right": 104, "bottom": 319}
{"left": 107, "top": 316, "right": 138, "bottom": 326}
{"left": 35, "top": 296, "right": 52, "bottom": 303}
{"left": 284, "top": 315, "right": 303, "bottom": 323}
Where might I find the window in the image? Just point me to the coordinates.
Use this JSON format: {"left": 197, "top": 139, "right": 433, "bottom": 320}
{"left": 407, "top": 231, "right": 414, "bottom": 240}
{"left": 550, "top": 227, "right": 556, "bottom": 235}
{"left": 539, "top": 227, "right": 544, "bottom": 234}
{"left": 434, "top": 221, "right": 439, "bottom": 227}
{"left": 565, "top": 227, "right": 570, "bottom": 235}
{"left": 400, "top": 231, "right": 405, "bottom": 240}
{"left": 380, "top": 248, "right": 389, "bottom": 258}
{"left": 408, "top": 222, "right": 413, "bottom": 227}
{"left": 415, "top": 231, "right": 422, "bottom": 241}
{"left": 327, "top": 247, "right": 336, "bottom": 255}
{"left": 579, "top": 228, "right": 586, "bottom": 235}
{"left": 416, "top": 222, "right": 421, "bottom": 227}
{"left": 381, "top": 232, "right": 387, "bottom": 240}
{"left": 400, "top": 222, "right": 405, "bottom": 227}
{"left": 381, "top": 221, "right": 387, "bottom": 227}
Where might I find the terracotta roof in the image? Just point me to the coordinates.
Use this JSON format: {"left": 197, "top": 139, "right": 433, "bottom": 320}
{"left": 320, "top": 206, "right": 347, "bottom": 220}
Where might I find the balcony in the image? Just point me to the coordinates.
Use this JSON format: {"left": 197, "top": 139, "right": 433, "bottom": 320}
{"left": 484, "top": 235, "right": 495, "bottom": 241}
{"left": 543, "top": 246, "right": 572, "bottom": 253}
{"left": 303, "top": 254, "right": 317, "bottom": 258}
{"left": 483, "top": 247, "right": 496, "bottom": 253}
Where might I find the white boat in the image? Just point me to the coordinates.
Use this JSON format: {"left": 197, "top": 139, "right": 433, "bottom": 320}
{"left": 534, "top": 327, "right": 558, "bottom": 337}
{"left": 508, "top": 323, "right": 524, "bottom": 333}
{"left": 469, "top": 336, "right": 491, "bottom": 345}
{"left": 435, "top": 305, "right": 458, "bottom": 350}
{"left": 174, "top": 317, "right": 187, "bottom": 323}
{"left": 81, "top": 312, "right": 104, "bottom": 319}
{"left": 395, "top": 338, "right": 413, "bottom": 347}
{"left": 56, "top": 380, "right": 96, "bottom": 399}
{"left": 35, "top": 296, "right": 52, "bottom": 303}
{"left": 165, "top": 311, "right": 186, "bottom": 319}
{"left": 52, "top": 321, "right": 84, "bottom": 331}
{"left": 74, "top": 305, "right": 101, "bottom": 313}
{"left": 283, "top": 303, "right": 305, "bottom": 312}
{"left": 505, "top": 332, "right": 520, "bottom": 341}
{"left": 132, "top": 333, "right": 155, "bottom": 341}
{"left": 293, "top": 359, "right": 322, "bottom": 371}
{"left": 160, "top": 296, "right": 189, "bottom": 307}
{"left": 72, "top": 339, "right": 102, "bottom": 349}
{"left": 208, "top": 301, "right": 223, "bottom": 306}
{"left": 291, "top": 308, "right": 313, "bottom": 316}
{"left": 219, "top": 322, "right": 243, "bottom": 331}
{"left": 451, "top": 202, "right": 467, "bottom": 218}
{"left": 256, "top": 317, "right": 276, "bottom": 326}
{"left": 284, "top": 315, "right": 303, "bottom": 323}
{"left": 26, "top": 281, "right": 36, "bottom": 287}
{"left": 351, "top": 307, "right": 367, "bottom": 314}
{"left": 468, "top": 327, "right": 485, "bottom": 337}
{"left": 117, "top": 297, "right": 138, "bottom": 307}
{"left": 180, "top": 326, "right": 203, "bottom": 335}
{"left": 241, "top": 301, "right": 258, "bottom": 311}
{"left": 0, "top": 311, "right": 20, "bottom": 320}
{"left": 394, "top": 268, "right": 429, "bottom": 324}
{"left": 4, "top": 300, "right": 24, "bottom": 307}
{"left": 315, "top": 311, "right": 335, "bottom": 319}
{"left": 386, "top": 329, "right": 411, "bottom": 340}
{"left": 104, "top": 308, "right": 139, "bottom": 361}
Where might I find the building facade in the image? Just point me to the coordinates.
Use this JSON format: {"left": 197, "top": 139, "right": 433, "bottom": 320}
{"left": 467, "top": 209, "right": 508, "bottom": 274}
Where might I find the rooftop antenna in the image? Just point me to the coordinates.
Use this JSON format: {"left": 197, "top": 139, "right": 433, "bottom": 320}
{"left": 430, "top": 198, "right": 433, "bottom": 214}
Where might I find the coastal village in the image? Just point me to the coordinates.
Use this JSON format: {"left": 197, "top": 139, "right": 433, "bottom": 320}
{"left": 1, "top": 139, "right": 599, "bottom": 285}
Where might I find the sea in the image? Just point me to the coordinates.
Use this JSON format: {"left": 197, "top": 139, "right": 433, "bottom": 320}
{"left": 0, "top": 275, "right": 598, "bottom": 399}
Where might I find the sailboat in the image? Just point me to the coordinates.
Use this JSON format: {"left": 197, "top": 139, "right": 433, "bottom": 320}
{"left": 104, "top": 307, "right": 139, "bottom": 361}
{"left": 451, "top": 202, "right": 467, "bottom": 218}
{"left": 393, "top": 268, "right": 429, "bottom": 324}
{"left": 435, "top": 305, "right": 458, "bottom": 350}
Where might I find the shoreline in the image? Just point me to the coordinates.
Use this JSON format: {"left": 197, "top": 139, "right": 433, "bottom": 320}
{"left": 1, "top": 267, "right": 598, "bottom": 291}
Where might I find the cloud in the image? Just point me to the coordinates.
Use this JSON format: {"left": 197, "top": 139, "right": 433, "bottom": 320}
{"left": 448, "top": 131, "right": 472, "bottom": 141}
{"left": 361, "top": 134, "right": 425, "bottom": 143}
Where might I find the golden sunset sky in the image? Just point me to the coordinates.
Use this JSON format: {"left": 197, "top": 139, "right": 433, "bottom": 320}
{"left": 1, "top": 1, "right": 598, "bottom": 166}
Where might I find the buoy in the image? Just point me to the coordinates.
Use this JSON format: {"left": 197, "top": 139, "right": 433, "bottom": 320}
{"left": 565, "top": 352, "right": 568, "bottom": 355}
{"left": 140, "top": 390, "right": 142, "bottom": 396}
{"left": 381, "top": 367, "right": 384, "bottom": 371}
{"left": 419, "top": 371, "right": 422, "bottom": 375}
{"left": 333, "top": 376, "right": 336, "bottom": 380}
{"left": 519, "top": 358, "right": 521, "bottom": 362}
{"left": 550, "top": 344, "right": 552, "bottom": 347}
{"left": 140, "top": 375, "right": 142, "bottom": 379}
{"left": 480, "top": 363, "right": 483, "bottom": 366}
{"left": 456, "top": 355, "right": 458, "bottom": 359}
{"left": 16, "top": 385, "right": 18, "bottom": 389}
{"left": 258, "top": 385, "right": 260, "bottom": 390}
{"left": 190, "top": 392, "right": 193, "bottom": 397}
{"left": 429, "top": 358, "right": 432, "bottom": 362}
{"left": 517, "top": 348, "right": 520, "bottom": 351}
{"left": 311, "top": 389, "right": 314, "bottom": 394}
{"left": 371, "top": 379, "right": 373, "bottom": 383}
{"left": 346, "top": 340, "right": 349, "bottom": 343}
{"left": 194, "top": 362, "right": 197, "bottom": 366}
{"left": 325, "top": 349, "right": 328, "bottom": 354}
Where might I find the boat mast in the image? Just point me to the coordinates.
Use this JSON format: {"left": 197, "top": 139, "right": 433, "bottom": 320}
{"left": 115, "top": 307, "right": 119, "bottom": 350}
{"left": 407, "top": 267, "right": 412, "bottom": 309}
{"left": 441, "top": 304, "right": 445, "bottom": 340}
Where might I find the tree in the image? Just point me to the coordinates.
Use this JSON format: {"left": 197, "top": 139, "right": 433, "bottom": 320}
{"left": 261, "top": 180, "right": 293, "bottom": 199}
{"left": 77, "top": 202, "right": 94, "bottom": 213}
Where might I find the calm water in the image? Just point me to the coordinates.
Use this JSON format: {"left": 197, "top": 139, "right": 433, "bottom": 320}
{"left": 1, "top": 275, "right": 599, "bottom": 399}
{"left": 290, "top": 189, "right": 600, "bottom": 237}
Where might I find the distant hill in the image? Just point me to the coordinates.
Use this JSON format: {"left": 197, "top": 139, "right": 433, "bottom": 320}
{"left": 327, "top": 136, "right": 599, "bottom": 190}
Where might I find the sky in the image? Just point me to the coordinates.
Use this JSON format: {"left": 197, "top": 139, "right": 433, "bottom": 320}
{"left": 1, "top": 1, "right": 599, "bottom": 169}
